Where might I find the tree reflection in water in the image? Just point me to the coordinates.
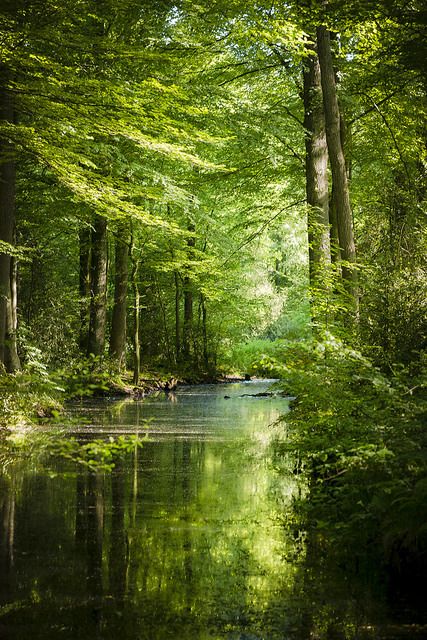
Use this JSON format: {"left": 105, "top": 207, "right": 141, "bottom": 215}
{"left": 0, "top": 383, "right": 422, "bottom": 639}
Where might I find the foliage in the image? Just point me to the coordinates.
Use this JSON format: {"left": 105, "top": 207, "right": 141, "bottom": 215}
{"left": 1, "top": 425, "right": 145, "bottom": 475}
{"left": 47, "top": 434, "right": 144, "bottom": 472}
{"left": 58, "top": 355, "right": 115, "bottom": 399}
{"left": 222, "top": 338, "right": 290, "bottom": 377}
{"left": 0, "top": 1, "right": 425, "bottom": 622}
{"left": 0, "top": 370, "right": 63, "bottom": 428}
{"left": 272, "top": 337, "right": 427, "bottom": 578}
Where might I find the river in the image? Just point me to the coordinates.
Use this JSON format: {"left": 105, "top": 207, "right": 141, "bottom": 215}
{"left": 0, "top": 380, "right": 425, "bottom": 639}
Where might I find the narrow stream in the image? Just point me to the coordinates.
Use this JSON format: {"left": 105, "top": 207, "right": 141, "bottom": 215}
{"left": 1, "top": 380, "right": 302, "bottom": 640}
{"left": 0, "top": 381, "right": 423, "bottom": 639}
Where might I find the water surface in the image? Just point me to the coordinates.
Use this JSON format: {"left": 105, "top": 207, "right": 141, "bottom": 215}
{"left": 1, "top": 381, "right": 302, "bottom": 640}
{"left": 1, "top": 381, "right": 424, "bottom": 639}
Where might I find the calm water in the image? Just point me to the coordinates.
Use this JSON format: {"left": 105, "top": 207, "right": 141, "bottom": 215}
{"left": 1, "top": 381, "right": 302, "bottom": 640}
{"left": 0, "top": 381, "right": 425, "bottom": 639}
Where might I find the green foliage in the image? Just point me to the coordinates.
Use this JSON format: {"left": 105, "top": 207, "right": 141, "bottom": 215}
{"left": 58, "top": 355, "right": 118, "bottom": 398}
{"left": 273, "top": 336, "right": 427, "bottom": 571}
{"left": 0, "top": 370, "right": 63, "bottom": 428}
{"left": 1, "top": 426, "right": 144, "bottom": 475}
{"left": 222, "top": 339, "right": 279, "bottom": 375}
{"left": 48, "top": 434, "right": 144, "bottom": 472}
{"left": 223, "top": 338, "right": 307, "bottom": 378}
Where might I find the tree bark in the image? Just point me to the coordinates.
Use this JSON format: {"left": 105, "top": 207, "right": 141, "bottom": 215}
{"left": 174, "top": 270, "right": 181, "bottom": 363}
{"left": 182, "top": 223, "right": 195, "bottom": 362}
{"left": 5, "top": 256, "right": 20, "bottom": 372}
{"left": 329, "top": 187, "right": 342, "bottom": 265}
{"left": 130, "top": 229, "right": 140, "bottom": 386}
{"left": 109, "top": 223, "right": 129, "bottom": 370}
{"left": 0, "top": 69, "right": 20, "bottom": 371}
{"left": 317, "top": 25, "right": 358, "bottom": 313}
{"left": 182, "top": 275, "right": 193, "bottom": 360}
{"left": 303, "top": 45, "right": 330, "bottom": 313}
{"left": 79, "top": 223, "right": 91, "bottom": 353}
{"left": 201, "top": 294, "right": 208, "bottom": 370}
{"left": 87, "top": 214, "right": 108, "bottom": 357}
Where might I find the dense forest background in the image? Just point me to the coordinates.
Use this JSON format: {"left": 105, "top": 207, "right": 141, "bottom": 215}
{"left": 1, "top": 0, "right": 425, "bottom": 383}
{"left": 1, "top": 0, "right": 427, "bottom": 630}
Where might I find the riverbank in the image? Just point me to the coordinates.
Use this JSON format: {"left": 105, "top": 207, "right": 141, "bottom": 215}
{"left": 0, "top": 364, "right": 251, "bottom": 430}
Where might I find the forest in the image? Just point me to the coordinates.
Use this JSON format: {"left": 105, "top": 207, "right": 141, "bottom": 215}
{"left": 0, "top": 0, "right": 426, "bottom": 637}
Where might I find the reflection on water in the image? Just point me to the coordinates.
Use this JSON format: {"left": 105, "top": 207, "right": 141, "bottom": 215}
{"left": 0, "top": 381, "right": 302, "bottom": 640}
{"left": 1, "top": 382, "right": 424, "bottom": 639}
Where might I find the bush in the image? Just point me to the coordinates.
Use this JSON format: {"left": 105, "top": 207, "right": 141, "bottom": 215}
{"left": 273, "top": 336, "right": 427, "bottom": 578}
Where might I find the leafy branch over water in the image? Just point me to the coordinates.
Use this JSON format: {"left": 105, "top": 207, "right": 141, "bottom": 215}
{"left": 1, "top": 429, "right": 145, "bottom": 475}
{"left": 47, "top": 434, "right": 145, "bottom": 472}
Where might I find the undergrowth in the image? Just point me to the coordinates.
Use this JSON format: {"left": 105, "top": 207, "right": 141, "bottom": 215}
{"left": 270, "top": 336, "right": 427, "bottom": 582}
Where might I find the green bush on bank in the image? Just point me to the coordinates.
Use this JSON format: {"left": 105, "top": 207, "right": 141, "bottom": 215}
{"left": 272, "top": 337, "right": 427, "bottom": 575}
{"left": 223, "top": 338, "right": 292, "bottom": 377}
{"left": 0, "top": 369, "right": 63, "bottom": 428}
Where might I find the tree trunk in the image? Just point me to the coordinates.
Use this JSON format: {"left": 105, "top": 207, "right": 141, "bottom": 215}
{"left": 329, "top": 187, "right": 342, "bottom": 265}
{"left": 79, "top": 223, "right": 91, "bottom": 353}
{"left": 174, "top": 270, "right": 181, "bottom": 363}
{"left": 201, "top": 294, "right": 208, "bottom": 370}
{"left": 182, "top": 223, "right": 195, "bottom": 362}
{"left": 317, "top": 25, "right": 358, "bottom": 314}
{"left": 109, "top": 223, "right": 129, "bottom": 370}
{"left": 182, "top": 276, "right": 193, "bottom": 361}
{"left": 5, "top": 256, "right": 20, "bottom": 372}
{"left": 303, "top": 45, "right": 330, "bottom": 318}
{"left": 130, "top": 230, "right": 140, "bottom": 386}
{"left": 154, "top": 274, "right": 173, "bottom": 366}
{"left": 0, "top": 69, "right": 20, "bottom": 371}
{"left": 87, "top": 214, "right": 108, "bottom": 357}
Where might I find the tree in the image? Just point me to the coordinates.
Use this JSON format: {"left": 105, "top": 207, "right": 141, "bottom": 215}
{"left": 87, "top": 215, "right": 108, "bottom": 358}
{"left": 182, "top": 221, "right": 196, "bottom": 363}
{"left": 316, "top": 25, "right": 358, "bottom": 317}
{"left": 303, "top": 43, "right": 330, "bottom": 318}
{"left": 78, "top": 220, "right": 92, "bottom": 353}
{"left": 109, "top": 222, "right": 130, "bottom": 370}
{"left": 0, "top": 66, "right": 20, "bottom": 371}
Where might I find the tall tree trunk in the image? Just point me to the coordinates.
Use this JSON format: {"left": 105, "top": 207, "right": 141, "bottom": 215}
{"left": 201, "top": 294, "right": 208, "bottom": 370}
{"left": 182, "top": 223, "right": 195, "bottom": 362}
{"left": 154, "top": 274, "right": 173, "bottom": 366}
{"left": 79, "top": 223, "right": 91, "bottom": 353}
{"left": 0, "top": 70, "right": 20, "bottom": 371}
{"left": 174, "top": 270, "right": 181, "bottom": 363}
{"left": 303, "top": 46, "right": 330, "bottom": 320}
{"left": 130, "top": 229, "right": 140, "bottom": 386}
{"left": 10, "top": 256, "right": 17, "bottom": 334}
{"left": 109, "top": 223, "right": 129, "bottom": 370}
{"left": 317, "top": 26, "right": 358, "bottom": 314}
{"left": 5, "top": 256, "right": 20, "bottom": 372}
{"left": 182, "top": 275, "right": 193, "bottom": 360}
{"left": 167, "top": 206, "right": 181, "bottom": 363}
{"left": 329, "top": 187, "right": 342, "bottom": 265}
{"left": 87, "top": 214, "right": 108, "bottom": 357}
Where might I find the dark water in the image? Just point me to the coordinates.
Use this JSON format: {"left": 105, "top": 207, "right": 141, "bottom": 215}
{"left": 1, "top": 381, "right": 426, "bottom": 639}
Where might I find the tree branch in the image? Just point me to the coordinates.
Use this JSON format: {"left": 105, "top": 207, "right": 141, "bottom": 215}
{"left": 359, "top": 90, "right": 416, "bottom": 190}
{"left": 221, "top": 199, "right": 306, "bottom": 266}
{"left": 349, "top": 83, "right": 411, "bottom": 126}
{"left": 218, "top": 63, "right": 281, "bottom": 86}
